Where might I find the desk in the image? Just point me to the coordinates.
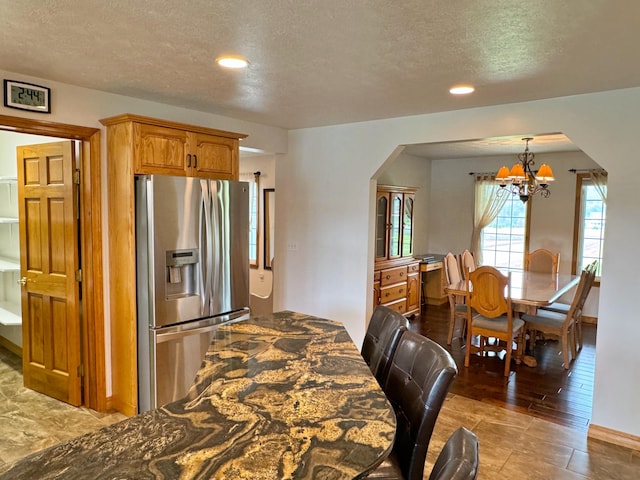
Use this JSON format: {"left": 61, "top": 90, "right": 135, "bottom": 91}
{"left": 2, "top": 312, "right": 396, "bottom": 480}
{"left": 445, "top": 270, "right": 580, "bottom": 314}
{"left": 419, "top": 259, "right": 447, "bottom": 308}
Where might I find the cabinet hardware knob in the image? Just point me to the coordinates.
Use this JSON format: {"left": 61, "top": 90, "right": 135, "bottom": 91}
{"left": 193, "top": 155, "right": 197, "bottom": 168}
{"left": 186, "top": 154, "right": 192, "bottom": 167}
{"left": 385, "top": 275, "right": 390, "bottom": 280}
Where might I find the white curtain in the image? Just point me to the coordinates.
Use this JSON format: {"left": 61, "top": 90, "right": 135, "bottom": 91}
{"left": 589, "top": 169, "right": 607, "bottom": 203}
{"left": 471, "top": 175, "right": 509, "bottom": 265}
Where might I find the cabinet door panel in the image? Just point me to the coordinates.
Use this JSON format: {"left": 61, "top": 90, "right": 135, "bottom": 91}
{"left": 406, "top": 271, "right": 420, "bottom": 313}
{"left": 190, "top": 133, "right": 237, "bottom": 179}
{"left": 375, "top": 193, "right": 389, "bottom": 260}
{"left": 388, "top": 193, "right": 403, "bottom": 259}
{"left": 134, "top": 124, "right": 188, "bottom": 175}
{"left": 402, "top": 194, "right": 414, "bottom": 257}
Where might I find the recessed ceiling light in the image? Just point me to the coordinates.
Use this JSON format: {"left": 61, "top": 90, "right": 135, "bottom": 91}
{"left": 449, "top": 85, "right": 475, "bottom": 95}
{"left": 216, "top": 56, "right": 249, "bottom": 69}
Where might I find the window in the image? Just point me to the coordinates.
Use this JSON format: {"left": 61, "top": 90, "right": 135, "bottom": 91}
{"left": 248, "top": 172, "right": 260, "bottom": 268}
{"left": 574, "top": 172, "right": 606, "bottom": 276}
{"left": 480, "top": 194, "right": 528, "bottom": 270}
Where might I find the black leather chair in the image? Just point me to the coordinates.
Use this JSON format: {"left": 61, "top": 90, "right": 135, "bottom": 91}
{"left": 361, "top": 305, "right": 409, "bottom": 386}
{"left": 367, "top": 330, "right": 458, "bottom": 480}
{"left": 428, "top": 427, "right": 479, "bottom": 480}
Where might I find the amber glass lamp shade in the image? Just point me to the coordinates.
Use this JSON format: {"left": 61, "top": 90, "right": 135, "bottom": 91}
{"left": 496, "top": 166, "right": 510, "bottom": 185}
{"left": 536, "top": 164, "right": 555, "bottom": 183}
{"left": 509, "top": 163, "right": 526, "bottom": 180}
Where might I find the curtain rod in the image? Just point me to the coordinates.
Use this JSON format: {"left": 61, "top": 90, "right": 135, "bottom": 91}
{"left": 568, "top": 168, "right": 607, "bottom": 174}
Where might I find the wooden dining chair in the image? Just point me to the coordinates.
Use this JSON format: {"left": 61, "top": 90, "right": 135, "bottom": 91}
{"left": 366, "top": 330, "right": 458, "bottom": 480}
{"left": 460, "top": 249, "right": 476, "bottom": 274}
{"left": 522, "top": 267, "right": 595, "bottom": 367}
{"left": 444, "top": 252, "right": 467, "bottom": 345}
{"left": 361, "top": 305, "right": 408, "bottom": 386}
{"left": 464, "top": 266, "right": 525, "bottom": 377}
{"left": 539, "top": 260, "right": 597, "bottom": 351}
{"left": 524, "top": 248, "right": 559, "bottom": 274}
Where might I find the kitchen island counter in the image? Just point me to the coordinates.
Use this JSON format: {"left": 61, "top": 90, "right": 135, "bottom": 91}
{"left": 2, "top": 311, "right": 395, "bottom": 479}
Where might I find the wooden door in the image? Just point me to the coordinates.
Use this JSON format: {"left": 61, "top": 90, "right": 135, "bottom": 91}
{"left": 189, "top": 132, "right": 237, "bottom": 179}
{"left": 17, "top": 141, "right": 82, "bottom": 406}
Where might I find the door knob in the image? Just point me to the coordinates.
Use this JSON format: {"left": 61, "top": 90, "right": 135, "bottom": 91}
{"left": 18, "top": 277, "right": 27, "bottom": 286}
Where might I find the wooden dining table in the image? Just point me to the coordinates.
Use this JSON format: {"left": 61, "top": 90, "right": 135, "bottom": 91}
{"left": 445, "top": 269, "right": 580, "bottom": 314}
{"left": 1, "top": 311, "right": 396, "bottom": 480}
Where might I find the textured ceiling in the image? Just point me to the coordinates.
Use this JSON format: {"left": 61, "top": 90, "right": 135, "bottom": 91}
{"left": 2, "top": 1, "right": 640, "bottom": 137}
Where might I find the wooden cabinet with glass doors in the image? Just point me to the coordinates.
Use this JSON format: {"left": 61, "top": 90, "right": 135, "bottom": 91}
{"left": 373, "top": 185, "right": 419, "bottom": 317}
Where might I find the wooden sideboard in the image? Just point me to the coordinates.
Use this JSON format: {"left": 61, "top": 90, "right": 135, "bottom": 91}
{"left": 374, "top": 258, "right": 421, "bottom": 316}
{"left": 100, "top": 114, "right": 246, "bottom": 416}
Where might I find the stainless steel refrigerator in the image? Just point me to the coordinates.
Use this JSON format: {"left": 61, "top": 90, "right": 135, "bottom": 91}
{"left": 135, "top": 175, "right": 250, "bottom": 412}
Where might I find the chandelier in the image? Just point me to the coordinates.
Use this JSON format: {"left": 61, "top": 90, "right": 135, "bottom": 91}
{"left": 495, "top": 137, "right": 554, "bottom": 203}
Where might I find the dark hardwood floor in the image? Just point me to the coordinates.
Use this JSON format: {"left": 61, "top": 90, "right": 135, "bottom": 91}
{"left": 409, "top": 303, "right": 596, "bottom": 430}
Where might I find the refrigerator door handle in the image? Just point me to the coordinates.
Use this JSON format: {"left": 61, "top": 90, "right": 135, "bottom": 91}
{"left": 155, "top": 323, "right": 221, "bottom": 344}
{"left": 200, "top": 179, "right": 212, "bottom": 316}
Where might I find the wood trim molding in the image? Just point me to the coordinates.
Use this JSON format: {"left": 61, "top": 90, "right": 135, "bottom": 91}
{"left": 0, "top": 335, "right": 22, "bottom": 357}
{"left": 99, "top": 113, "right": 248, "bottom": 139}
{"left": 588, "top": 423, "right": 640, "bottom": 452}
{"left": 582, "top": 315, "right": 598, "bottom": 325}
{"left": 0, "top": 114, "right": 105, "bottom": 412}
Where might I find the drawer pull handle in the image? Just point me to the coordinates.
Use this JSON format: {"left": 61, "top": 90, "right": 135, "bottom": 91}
{"left": 186, "top": 154, "right": 192, "bottom": 167}
{"left": 399, "top": 272, "right": 404, "bottom": 277}
{"left": 386, "top": 275, "right": 390, "bottom": 280}
{"left": 399, "top": 289, "right": 404, "bottom": 294}
{"left": 193, "top": 154, "right": 198, "bottom": 168}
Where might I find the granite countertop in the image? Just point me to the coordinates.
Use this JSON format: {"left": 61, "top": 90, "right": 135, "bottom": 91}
{"left": 3, "top": 311, "right": 396, "bottom": 479}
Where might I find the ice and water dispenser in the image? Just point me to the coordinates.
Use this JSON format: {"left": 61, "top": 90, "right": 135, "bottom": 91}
{"left": 165, "top": 248, "right": 199, "bottom": 299}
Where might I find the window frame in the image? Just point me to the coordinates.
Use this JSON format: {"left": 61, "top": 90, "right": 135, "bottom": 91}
{"left": 479, "top": 192, "right": 532, "bottom": 270}
{"left": 248, "top": 172, "right": 260, "bottom": 268}
{"left": 572, "top": 172, "right": 605, "bottom": 284}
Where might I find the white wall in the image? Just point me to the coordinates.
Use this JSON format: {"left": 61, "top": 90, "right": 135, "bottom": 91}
{"left": 279, "top": 88, "right": 640, "bottom": 439}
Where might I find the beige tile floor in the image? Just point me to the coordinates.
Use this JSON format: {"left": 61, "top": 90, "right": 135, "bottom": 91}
{"left": 427, "top": 394, "right": 640, "bottom": 479}
{"left": 0, "top": 347, "right": 126, "bottom": 473}
{"left": 1, "top": 344, "right": 639, "bottom": 478}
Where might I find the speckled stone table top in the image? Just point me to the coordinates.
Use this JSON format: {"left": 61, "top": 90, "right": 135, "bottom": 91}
{"left": 2, "top": 311, "right": 396, "bottom": 479}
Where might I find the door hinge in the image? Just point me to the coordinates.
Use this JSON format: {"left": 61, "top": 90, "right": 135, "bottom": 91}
{"left": 74, "top": 169, "right": 81, "bottom": 185}
{"left": 75, "top": 269, "right": 82, "bottom": 282}
{"left": 77, "top": 364, "right": 84, "bottom": 377}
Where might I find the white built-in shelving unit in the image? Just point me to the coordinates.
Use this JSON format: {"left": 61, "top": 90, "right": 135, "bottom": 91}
{"left": 0, "top": 176, "right": 21, "bottom": 326}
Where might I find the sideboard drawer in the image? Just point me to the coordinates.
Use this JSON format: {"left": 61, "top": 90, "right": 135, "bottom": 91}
{"left": 380, "top": 266, "right": 408, "bottom": 287}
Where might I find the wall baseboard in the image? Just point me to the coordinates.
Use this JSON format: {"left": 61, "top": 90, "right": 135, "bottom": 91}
{"left": 0, "top": 335, "right": 22, "bottom": 357}
{"left": 588, "top": 423, "right": 640, "bottom": 452}
{"left": 582, "top": 315, "right": 598, "bottom": 325}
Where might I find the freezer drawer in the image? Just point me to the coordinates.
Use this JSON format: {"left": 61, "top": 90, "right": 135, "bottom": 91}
{"left": 138, "top": 311, "right": 248, "bottom": 412}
